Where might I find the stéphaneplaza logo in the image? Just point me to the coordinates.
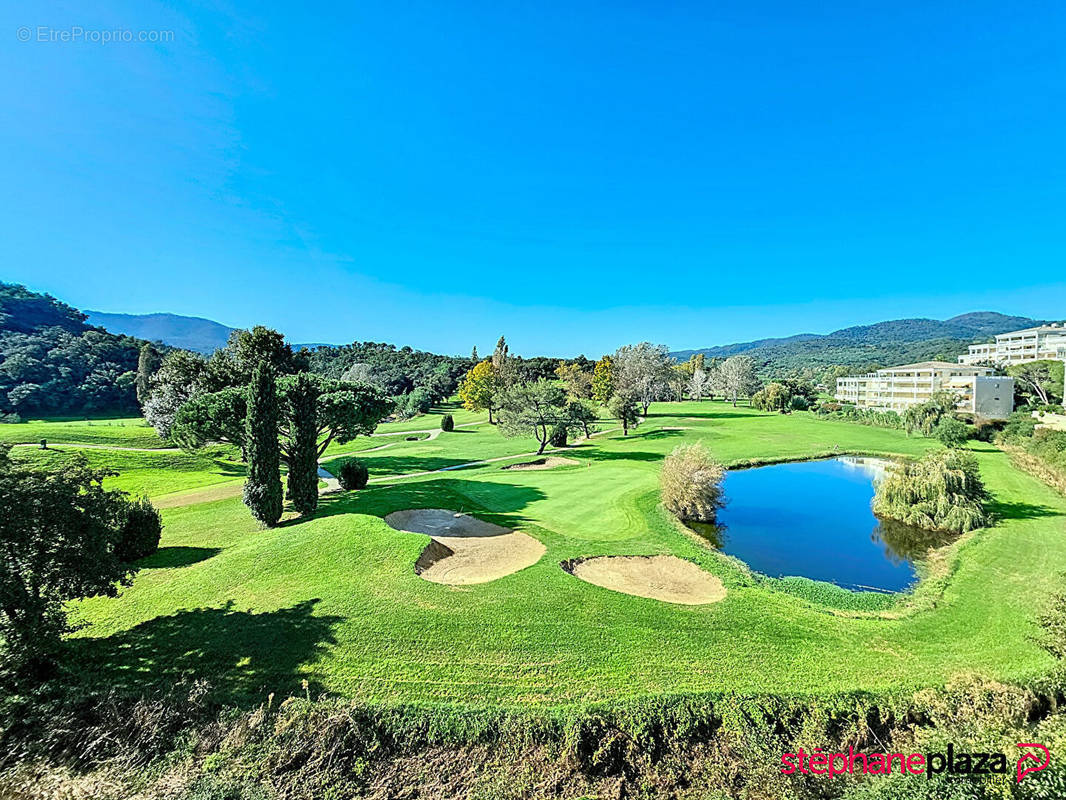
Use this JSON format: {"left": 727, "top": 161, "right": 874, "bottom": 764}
{"left": 780, "top": 743, "right": 1050, "bottom": 783}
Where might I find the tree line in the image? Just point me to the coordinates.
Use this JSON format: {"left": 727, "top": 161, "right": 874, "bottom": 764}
{"left": 458, "top": 337, "right": 772, "bottom": 450}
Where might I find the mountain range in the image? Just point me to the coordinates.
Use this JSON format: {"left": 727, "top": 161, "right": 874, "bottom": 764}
{"left": 85, "top": 309, "right": 1052, "bottom": 373}
{"left": 84, "top": 311, "right": 330, "bottom": 354}
{"left": 670, "top": 312, "right": 1050, "bottom": 374}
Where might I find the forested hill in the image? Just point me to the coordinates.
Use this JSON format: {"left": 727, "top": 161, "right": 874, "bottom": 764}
{"left": 672, "top": 312, "right": 1048, "bottom": 375}
{"left": 0, "top": 284, "right": 147, "bottom": 416}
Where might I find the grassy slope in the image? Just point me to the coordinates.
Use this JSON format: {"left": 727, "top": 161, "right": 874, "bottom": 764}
{"left": 66, "top": 402, "right": 1066, "bottom": 710}
{"left": 13, "top": 446, "right": 245, "bottom": 497}
{"left": 0, "top": 417, "right": 167, "bottom": 448}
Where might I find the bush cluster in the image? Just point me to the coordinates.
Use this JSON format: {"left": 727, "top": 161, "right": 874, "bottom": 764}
{"left": 338, "top": 459, "right": 369, "bottom": 490}
{"left": 659, "top": 443, "right": 725, "bottom": 522}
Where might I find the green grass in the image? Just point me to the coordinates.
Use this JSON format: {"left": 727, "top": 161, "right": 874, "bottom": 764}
{"left": 372, "top": 399, "right": 489, "bottom": 433}
{"left": 0, "top": 416, "right": 167, "bottom": 448}
{"left": 322, "top": 425, "right": 547, "bottom": 478}
{"left": 59, "top": 401, "right": 1066, "bottom": 712}
{"left": 14, "top": 445, "right": 245, "bottom": 497}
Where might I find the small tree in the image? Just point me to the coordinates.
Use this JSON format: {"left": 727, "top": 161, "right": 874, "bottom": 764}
{"left": 567, "top": 399, "right": 598, "bottom": 439}
{"left": 440, "top": 413, "right": 454, "bottom": 432}
{"left": 873, "top": 449, "right": 989, "bottom": 533}
{"left": 243, "top": 363, "right": 283, "bottom": 527}
{"left": 549, "top": 422, "right": 569, "bottom": 447}
{"left": 497, "top": 379, "right": 583, "bottom": 454}
{"left": 751, "top": 382, "right": 792, "bottom": 412}
{"left": 660, "top": 443, "right": 725, "bottom": 522}
{"left": 286, "top": 372, "right": 320, "bottom": 516}
{"left": 591, "top": 355, "right": 614, "bottom": 405}
{"left": 338, "top": 459, "right": 369, "bottom": 490}
{"left": 902, "top": 391, "right": 958, "bottom": 436}
{"left": 607, "top": 391, "right": 641, "bottom": 435}
{"left": 0, "top": 447, "right": 142, "bottom": 677}
{"left": 933, "top": 417, "right": 970, "bottom": 448}
{"left": 458, "top": 360, "right": 500, "bottom": 423}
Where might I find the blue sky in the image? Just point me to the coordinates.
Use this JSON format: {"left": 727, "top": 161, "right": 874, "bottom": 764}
{"left": 2, "top": 1, "right": 1064, "bottom": 357}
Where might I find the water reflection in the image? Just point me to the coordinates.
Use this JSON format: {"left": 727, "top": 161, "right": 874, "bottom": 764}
{"left": 686, "top": 457, "right": 949, "bottom": 593}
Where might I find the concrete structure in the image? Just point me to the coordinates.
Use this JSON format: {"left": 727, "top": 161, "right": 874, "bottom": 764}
{"left": 836, "top": 362, "right": 1014, "bottom": 419}
{"left": 959, "top": 323, "right": 1066, "bottom": 366}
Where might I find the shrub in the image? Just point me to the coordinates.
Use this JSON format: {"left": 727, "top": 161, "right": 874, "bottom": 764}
{"left": 338, "top": 459, "right": 369, "bottom": 490}
{"left": 789, "top": 394, "right": 810, "bottom": 411}
{"left": 660, "top": 443, "right": 725, "bottom": 522}
{"left": 933, "top": 417, "right": 970, "bottom": 448}
{"left": 115, "top": 496, "right": 163, "bottom": 562}
{"left": 873, "top": 449, "right": 989, "bottom": 533}
{"left": 999, "top": 411, "right": 1039, "bottom": 443}
{"left": 440, "top": 414, "right": 454, "bottom": 432}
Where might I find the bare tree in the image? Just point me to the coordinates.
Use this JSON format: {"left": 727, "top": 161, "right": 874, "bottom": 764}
{"left": 719, "top": 356, "right": 760, "bottom": 407}
{"left": 613, "top": 342, "right": 672, "bottom": 415}
{"left": 688, "top": 367, "right": 709, "bottom": 401}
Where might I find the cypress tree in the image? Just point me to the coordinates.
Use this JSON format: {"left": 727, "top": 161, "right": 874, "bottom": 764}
{"left": 287, "top": 372, "right": 320, "bottom": 516}
{"left": 243, "top": 363, "right": 283, "bottom": 527}
{"left": 135, "top": 343, "right": 162, "bottom": 405}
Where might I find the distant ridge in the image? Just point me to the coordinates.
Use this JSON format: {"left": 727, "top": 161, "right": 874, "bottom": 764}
{"left": 672, "top": 312, "right": 1050, "bottom": 373}
{"left": 85, "top": 310, "right": 334, "bottom": 354}
{"left": 85, "top": 311, "right": 236, "bottom": 354}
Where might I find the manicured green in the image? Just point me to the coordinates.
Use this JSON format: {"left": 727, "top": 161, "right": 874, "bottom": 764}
{"left": 0, "top": 417, "right": 167, "bottom": 448}
{"left": 60, "top": 402, "right": 1066, "bottom": 713}
{"left": 12, "top": 446, "right": 245, "bottom": 498}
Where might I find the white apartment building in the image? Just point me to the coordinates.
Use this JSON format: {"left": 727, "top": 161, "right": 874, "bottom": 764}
{"left": 959, "top": 323, "right": 1066, "bottom": 366}
{"left": 836, "top": 362, "right": 1014, "bottom": 419}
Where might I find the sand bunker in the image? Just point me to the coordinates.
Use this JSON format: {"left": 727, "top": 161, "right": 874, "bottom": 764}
{"left": 501, "top": 456, "right": 580, "bottom": 471}
{"left": 384, "top": 508, "right": 545, "bottom": 585}
{"left": 565, "top": 555, "right": 726, "bottom": 605}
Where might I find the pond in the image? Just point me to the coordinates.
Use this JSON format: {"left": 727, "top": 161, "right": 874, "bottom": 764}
{"left": 690, "top": 457, "right": 947, "bottom": 593}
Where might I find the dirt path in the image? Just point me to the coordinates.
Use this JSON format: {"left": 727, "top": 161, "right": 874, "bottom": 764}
{"left": 371, "top": 421, "right": 482, "bottom": 439}
{"left": 384, "top": 508, "right": 544, "bottom": 584}
{"left": 12, "top": 442, "right": 181, "bottom": 452}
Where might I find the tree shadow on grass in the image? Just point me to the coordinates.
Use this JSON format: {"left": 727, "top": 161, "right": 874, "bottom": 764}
{"left": 209, "top": 460, "right": 247, "bottom": 477}
{"left": 988, "top": 499, "right": 1064, "bottom": 522}
{"left": 644, "top": 403, "right": 752, "bottom": 420}
{"left": 323, "top": 454, "right": 494, "bottom": 478}
{"left": 139, "top": 546, "right": 221, "bottom": 569}
{"left": 628, "top": 428, "right": 686, "bottom": 441}
{"left": 309, "top": 477, "right": 547, "bottom": 531}
{"left": 67, "top": 599, "right": 341, "bottom": 705}
{"left": 576, "top": 449, "right": 665, "bottom": 463}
